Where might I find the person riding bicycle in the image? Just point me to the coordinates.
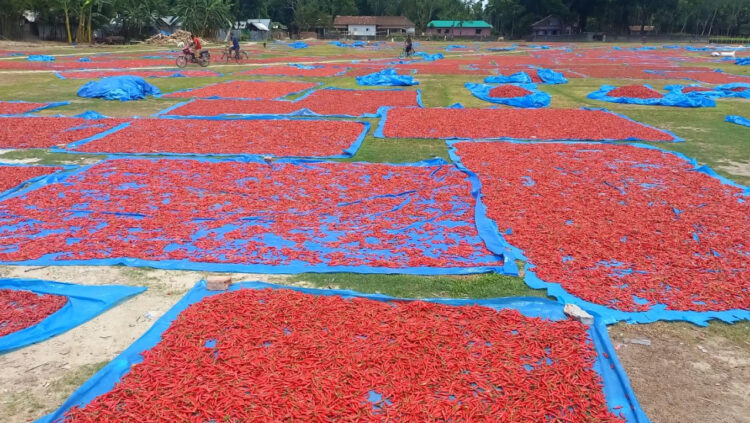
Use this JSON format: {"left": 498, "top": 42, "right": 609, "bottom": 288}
{"left": 228, "top": 33, "right": 240, "bottom": 59}
{"left": 404, "top": 35, "right": 413, "bottom": 57}
{"left": 189, "top": 33, "right": 202, "bottom": 60}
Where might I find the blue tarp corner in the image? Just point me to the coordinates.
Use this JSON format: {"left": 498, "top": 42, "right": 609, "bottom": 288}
{"left": 73, "top": 110, "right": 108, "bottom": 120}
{"left": 726, "top": 115, "right": 750, "bottom": 127}
{"left": 77, "top": 76, "right": 161, "bottom": 101}
{"left": 0, "top": 278, "right": 145, "bottom": 354}
{"left": 357, "top": 69, "right": 419, "bottom": 86}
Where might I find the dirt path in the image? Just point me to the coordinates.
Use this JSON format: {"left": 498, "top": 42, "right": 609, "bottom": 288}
{"left": 610, "top": 322, "right": 750, "bottom": 423}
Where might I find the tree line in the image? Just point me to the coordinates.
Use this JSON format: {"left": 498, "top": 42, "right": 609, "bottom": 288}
{"left": 1, "top": 0, "right": 748, "bottom": 42}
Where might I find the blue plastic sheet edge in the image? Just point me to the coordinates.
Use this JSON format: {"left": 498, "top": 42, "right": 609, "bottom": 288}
{"left": 0, "top": 100, "right": 70, "bottom": 114}
{"left": 0, "top": 163, "right": 77, "bottom": 201}
{"left": 464, "top": 82, "right": 551, "bottom": 108}
{"left": 55, "top": 71, "right": 223, "bottom": 80}
{"left": 587, "top": 85, "right": 716, "bottom": 108}
{"left": 38, "top": 280, "right": 649, "bottom": 423}
{"left": 375, "top": 106, "right": 683, "bottom": 142}
{"left": 0, "top": 155, "right": 514, "bottom": 276}
{"left": 162, "top": 79, "right": 322, "bottom": 100}
{"left": 0, "top": 278, "right": 145, "bottom": 354}
{"left": 726, "top": 115, "right": 750, "bottom": 128}
{"left": 53, "top": 117, "right": 371, "bottom": 159}
{"left": 447, "top": 139, "right": 749, "bottom": 325}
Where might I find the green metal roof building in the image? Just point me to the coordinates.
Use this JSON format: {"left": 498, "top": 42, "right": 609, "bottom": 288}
{"left": 426, "top": 20, "right": 492, "bottom": 38}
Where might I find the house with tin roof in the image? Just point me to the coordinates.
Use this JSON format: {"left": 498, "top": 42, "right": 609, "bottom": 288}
{"left": 333, "top": 16, "right": 415, "bottom": 38}
{"left": 426, "top": 20, "right": 492, "bottom": 39}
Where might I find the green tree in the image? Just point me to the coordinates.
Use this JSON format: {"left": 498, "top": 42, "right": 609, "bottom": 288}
{"left": 174, "top": 0, "right": 234, "bottom": 37}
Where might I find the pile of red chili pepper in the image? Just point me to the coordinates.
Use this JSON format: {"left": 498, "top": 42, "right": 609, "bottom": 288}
{"left": 382, "top": 108, "right": 676, "bottom": 141}
{"left": 0, "top": 165, "right": 62, "bottom": 194}
{"left": 238, "top": 65, "right": 347, "bottom": 77}
{"left": 0, "top": 101, "right": 49, "bottom": 115}
{"left": 0, "top": 159, "right": 502, "bottom": 270}
{"left": 165, "top": 89, "right": 420, "bottom": 117}
{"left": 488, "top": 85, "right": 533, "bottom": 98}
{"left": 0, "top": 117, "right": 126, "bottom": 149}
{"left": 163, "top": 80, "right": 318, "bottom": 100}
{"left": 70, "top": 118, "right": 366, "bottom": 157}
{"left": 62, "top": 288, "right": 622, "bottom": 422}
{"left": 0, "top": 289, "right": 68, "bottom": 337}
{"left": 607, "top": 85, "right": 664, "bottom": 99}
{"left": 454, "top": 142, "right": 749, "bottom": 313}
{"left": 58, "top": 70, "right": 221, "bottom": 79}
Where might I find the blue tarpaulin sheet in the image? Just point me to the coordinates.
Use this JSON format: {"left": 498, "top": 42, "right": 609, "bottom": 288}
{"left": 0, "top": 163, "right": 74, "bottom": 200}
{"left": 357, "top": 69, "right": 419, "bottom": 86}
{"left": 0, "top": 278, "right": 145, "bottom": 354}
{"left": 413, "top": 52, "right": 443, "bottom": 61}
{"left": 77, "top": 57, "right": 91, "bottom": 62}
{"left": 27, "top": 55, "right": 55, "bottom": 62}
{"left": 287, "top": 41, "right": 309, "bottom": 49}
{"left": 535, "top": 67, "right": 568, "bottom": 84}
{"left": 465, "top": 82, "right": 550, "bottom": 108}
{"left": 448, "top": 139, "right": 749, "bottom": 326}
{"left": 0, "top": 156, "right": 515, "bottom": 276}
{"left": 77, "top": 76, "right": 161, "bottom": 101}
{"left": 330, "top": 41, "right": 366, "bottom": 47}
{"left": 726, "top": 115, "right": 750, "bottom": 127}
{"left": 735, "top": 57, "right": 750, "bottom": 65}
{"left": 445, "top": 45, "right": 468, "bottom": 51}
{"left": 588, "top": 85, "right": 716, "bottom": 107}
{"left": 484, "top": 72, "right": 532, "bottom": 84}
{"left": 38, "top": 280, "right": 650, "bottom": 423}
{"left": 665, "top": 83, "right": 750, "bottom": 99}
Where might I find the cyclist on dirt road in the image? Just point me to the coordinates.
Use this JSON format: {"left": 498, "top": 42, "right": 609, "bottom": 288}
{"left": 228, "top": 33, "right": 240, "bottom": 58}
{"left": 404, "top": 35, "right": 413, "bottom": 57}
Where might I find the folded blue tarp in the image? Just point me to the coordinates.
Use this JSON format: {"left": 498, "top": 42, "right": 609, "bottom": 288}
{"left": 485, "top": 72, "right": 532, "bottom": 84}
{"left": 288, "top": 41, "right": 309, "bottom": 49}
{"left": 736, "top": 58, "right": 750, "bottom": 65}
{"left": 0, "top": 278, "right": 145, "bottom": 354}
{"left": 27, "top": 55, "right": 55, "bottom": 62}
{"left": 726, "top": 115, "right": 750, "bottom": 127}
{"left": 588, "top": 84, "right": 716, "bottom": 108}
{"left": 413, "top": 52, "right": 443, "bottom": 61}
{"left": 465, "top": 82, "right": 550, "bottom": 108}
{"left": 445, "top": 45, "right": 468, "bottom": 51}
{"left": 77, "top": 57, "right": 91, "bottom": 62}
{"left": 77, "top": 76, "right": 161, "bottom": 101}
{"left": 535, "top": 67, "right": 568, "bottom": 84}
{"left": 357, "top": 69, "right": 419, "bottom": 86}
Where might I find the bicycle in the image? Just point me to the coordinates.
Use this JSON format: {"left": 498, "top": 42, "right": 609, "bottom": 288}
{"left": 220, "top": 47, "right": 249, "bottom": 63}
{"left": 398, "top": 47, "right": 415, "bottom": 59}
